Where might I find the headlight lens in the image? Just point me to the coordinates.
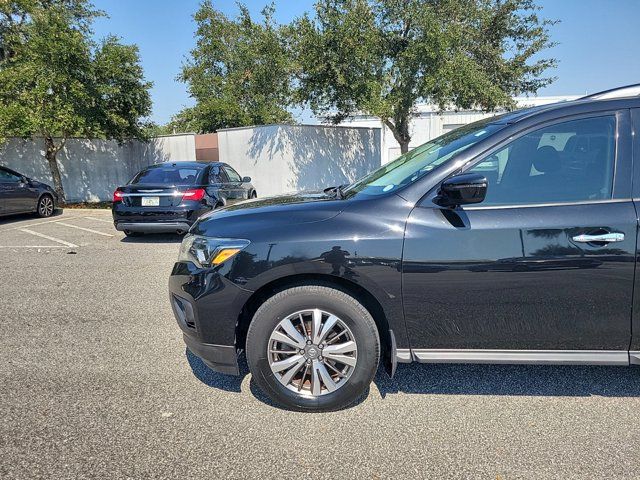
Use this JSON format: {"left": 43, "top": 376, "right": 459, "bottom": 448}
{"left": 177, "top": 235, "right": 250, "bottom": 268}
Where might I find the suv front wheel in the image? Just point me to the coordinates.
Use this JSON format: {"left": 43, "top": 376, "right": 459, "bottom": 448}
{"left": 246, "top": 285, "right": 380, "bottom": 412}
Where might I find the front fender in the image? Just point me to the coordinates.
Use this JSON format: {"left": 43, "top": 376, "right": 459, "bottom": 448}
{"left": 216, "top": 195, "right": 414, "bottom": 349}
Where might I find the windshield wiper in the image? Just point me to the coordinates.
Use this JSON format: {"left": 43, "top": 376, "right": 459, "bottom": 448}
{"left": 324, "top": 183, "right": 348, "bottom": 199}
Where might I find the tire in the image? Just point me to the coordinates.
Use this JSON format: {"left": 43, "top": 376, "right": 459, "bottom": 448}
{"left": 246, "top": 285, "right": 380, "bottom": 412}
{"left": 251, "top": 191, "right": 257, "bottom": 199}
{"left": 36, "top": 194, "right": 55, "bottom": 218}
{"left": 123, "top": 230, "right": 143, "bottom": 237}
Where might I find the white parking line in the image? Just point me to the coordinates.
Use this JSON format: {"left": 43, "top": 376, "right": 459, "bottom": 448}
{"left": 56, "top": 222, "right": 114, "bottom": 237}
{"left": 84, "top": 216, "right": 112, "bottom": 224}
{"left": 19, "top": 228, "right": 78, "bottom": 248}
{"left": 0, "top": 245, "right": 68, "bottom": 248}
{"left": 0, "top": 217, "right": 71, "bottom": 233}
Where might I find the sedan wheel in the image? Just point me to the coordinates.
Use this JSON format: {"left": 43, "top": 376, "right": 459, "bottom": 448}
{"left": 246, "top": 285, "right": 380, "bottom": 412}
{"left": 37, "top": 195, "right": 54, "bottom": 217}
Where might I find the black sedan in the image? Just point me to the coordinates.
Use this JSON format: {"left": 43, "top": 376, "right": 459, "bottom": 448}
{"left": 112, "top": 161, "right": 256, "bottom": 236}
{"left": 0, "top": 166, "right": 59, "bottom": 218}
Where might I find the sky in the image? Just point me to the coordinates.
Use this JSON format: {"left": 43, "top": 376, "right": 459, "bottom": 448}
{"left": 92, "top": 0, "right": 640, "bottom": 125}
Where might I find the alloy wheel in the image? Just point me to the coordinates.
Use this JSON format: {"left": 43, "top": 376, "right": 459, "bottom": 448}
{"left": 267, "top": 309, "right": 358, "bottom": 396}
{"left": 39, "top": 196, "right": 54, "bottom": 216}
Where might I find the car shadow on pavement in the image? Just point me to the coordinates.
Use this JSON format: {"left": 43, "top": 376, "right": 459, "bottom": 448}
{"left": 120, "top": 233, "right": 183, "bottom": 244}
{"left": 374, "top": 362, "right": 640, "bottom": 398}
{"left": 186, "top": 348, "right": 369, "bottom": 410}
{"left": 0, "top": 210, "right": 62, "bottom": 226}
{"left": 186, "top": 348, "right": 247, "bottom": 394}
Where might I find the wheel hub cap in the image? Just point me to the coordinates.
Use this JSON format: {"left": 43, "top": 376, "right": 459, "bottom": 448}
{"left": 267, "top": 308, "right": 358, "bottom": 397}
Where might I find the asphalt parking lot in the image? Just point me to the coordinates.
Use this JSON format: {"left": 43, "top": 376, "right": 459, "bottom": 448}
{"left": 1, "top": 209, "right": 640, "bottom": 479}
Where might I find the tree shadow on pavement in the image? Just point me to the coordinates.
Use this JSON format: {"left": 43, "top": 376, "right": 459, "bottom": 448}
{"left": 374, "top": 362, "right": 640, "bottom": 398}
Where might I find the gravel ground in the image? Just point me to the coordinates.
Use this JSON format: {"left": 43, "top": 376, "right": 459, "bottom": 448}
{"left": 1, "top": 210, "right": 640, "bottom": 479}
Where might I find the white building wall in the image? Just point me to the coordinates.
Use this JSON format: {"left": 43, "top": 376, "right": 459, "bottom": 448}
{"left": 340, "top": 96, "right": 580, "bottom": 164}
{"left": 0, "top": 134, "right": 196, "bottom": 202}
{"left": 217, "top": 124, "right": 381, "bottom": 198}
{"left": 151, "top": 134, "right": 197, "bottom": 162}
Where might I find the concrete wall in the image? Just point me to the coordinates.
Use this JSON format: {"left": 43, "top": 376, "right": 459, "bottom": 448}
{"left": 217, "top": 124, "right": 381, "bottom": 198}
{"left": 0, "top": 134, "right": 196, "bottom": 202}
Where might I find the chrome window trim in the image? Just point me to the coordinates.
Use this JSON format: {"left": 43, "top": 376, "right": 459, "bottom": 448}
{"left": 463, "top": 198, "right": 632, "bottom": 211}
{"left": 408, "top": 349, "right": 629, "bottom": 366}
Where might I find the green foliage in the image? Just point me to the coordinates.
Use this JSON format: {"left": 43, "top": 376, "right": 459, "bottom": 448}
{"left": 93, "top": 36, "right": 153, "bottom": 141}
{"left": 0, "top": 0, "right": 152, "bottom": 199}
{"left": 173, "top": 1, "right": 294, "bottom": 133}
{"left": 292, "top": 0, "right": 557, "bottom": 151}
{"left": 142, "top": 122, "right": 173, "bottom": 137}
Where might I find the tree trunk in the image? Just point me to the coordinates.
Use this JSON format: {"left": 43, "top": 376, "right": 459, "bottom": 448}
{"left": 44, "top": 135, "right": 66, "bottom": 203}
{"left": 383, "top": 118, "right": 411, "bottom": 156}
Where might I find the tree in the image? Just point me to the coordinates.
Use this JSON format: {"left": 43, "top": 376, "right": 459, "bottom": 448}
{"left": 292, "top": 0, "right": 557, "bottom": 153}
{"left": 0, "top": 0, "right": 152, "bottom": 202}
{"left": 173, "top": 1, "right": 294, "bottom": 133}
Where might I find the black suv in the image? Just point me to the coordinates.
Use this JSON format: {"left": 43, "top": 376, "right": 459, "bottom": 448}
{"left": 112, "top": 162, "right": 255, "bottom": 236}
{"left": 170, "top": 85, "right": 640, "bottom": 411}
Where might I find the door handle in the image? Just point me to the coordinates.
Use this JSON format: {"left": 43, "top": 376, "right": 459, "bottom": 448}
{"left": 572, "top": 232, "right": 625, "bottom": 243}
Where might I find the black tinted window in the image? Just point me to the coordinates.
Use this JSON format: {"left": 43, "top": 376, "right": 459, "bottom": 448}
{"left": 223, "top": 166, "right": 241, "bottom": 182}
{"left": 469, "top": 116, "right": 616, "bottom": 206}
{"left": 131, "top": 166, "right": 201, "bottom": 185}
{"left": 0, "top": 169, "right": 21, "bottom": 182}
{"left": 209, "top": 166, "right": 226, "bottom": 184}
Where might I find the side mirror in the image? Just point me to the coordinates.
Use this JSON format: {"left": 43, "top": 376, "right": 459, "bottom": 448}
{"left": 436, "top": 173, "right": 487, "bottom": 207}
{"left": 20, "top": 175, "right": 29, "bottom": 185}
{"left": 242, "top": 176, "right": 251, "bottom": 183}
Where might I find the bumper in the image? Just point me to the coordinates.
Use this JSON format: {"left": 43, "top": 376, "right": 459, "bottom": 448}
{"left": 183, "top": 334, "right": 239, "bottom": 375}
{"left": 112, "top": 203, "right": 211, "bottom": 233}
{"left": 169, "top": 261, "right": 252, "bottom": 376}
{"left": 115, "top": 221, "right": 191, "bottom": 233}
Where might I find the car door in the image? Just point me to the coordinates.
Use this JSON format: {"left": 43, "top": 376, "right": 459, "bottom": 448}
{"left": 207, "top": 165, "right": 231, "bottom": 205}
{"left": 402, "top": 110, "right": 636, "bottom": 357}
{"left": 221, "top": 165, "right": 246, "bottom": 203}
{"left": 0, "top": 168, "right": 30, "bottom": 214}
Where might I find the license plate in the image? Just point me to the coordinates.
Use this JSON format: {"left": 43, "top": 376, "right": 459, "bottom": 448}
{"left": 141, "top": 196, "right": 160, "bottom": 207}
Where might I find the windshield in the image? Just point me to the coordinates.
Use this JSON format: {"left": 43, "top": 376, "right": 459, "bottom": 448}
{"left": 130, "top": 165, "right": 203, "bottom": 185}
{"left": 343, "top": 119, "right": 505, "bottom": 197}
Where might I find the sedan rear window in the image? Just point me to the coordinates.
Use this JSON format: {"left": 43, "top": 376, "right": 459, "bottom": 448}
{"left": 130, "top": 166, "right": 202, "bottom": 185}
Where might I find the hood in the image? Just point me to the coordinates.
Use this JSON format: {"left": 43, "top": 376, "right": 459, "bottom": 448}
{"left": 192, "top": 191, "right": 346, "bottom": 237}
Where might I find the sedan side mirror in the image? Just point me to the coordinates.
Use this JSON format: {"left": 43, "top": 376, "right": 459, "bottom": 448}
{"left": 436, "top": 173, "right": 487, "bottom": 207}
{"left": 242, "top": 176, "right": 251, "bottom": 183}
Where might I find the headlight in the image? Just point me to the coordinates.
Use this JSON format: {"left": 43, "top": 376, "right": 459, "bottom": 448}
{"left": 177, "top": 235, "right": 250, "bottom": 268}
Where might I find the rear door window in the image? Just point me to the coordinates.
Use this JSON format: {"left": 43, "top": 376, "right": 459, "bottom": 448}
{"left": 209, "top": 165, "right": 228, "bottom": 184}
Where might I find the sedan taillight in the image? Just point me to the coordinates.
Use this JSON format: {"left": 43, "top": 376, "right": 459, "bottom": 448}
{"left": 182, "top": 188, "right": 206, "bottom": 201}
{"left": 113, "top": 188, "right": 125, "bottom": 203}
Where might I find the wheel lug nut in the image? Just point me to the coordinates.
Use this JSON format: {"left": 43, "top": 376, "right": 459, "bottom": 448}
{"left": 306, "top": 359, "right": 312, "bottom": 364}
{"left": 299, "top": 349, "right": 304, "bottom": 354}
{"left": 319, "top": 344, "right": 324, "bottom": 349}
{"left": 306, "top": 340, "right": 312, "bottom": 345}
{"left": 318, "top": 356, "right": 323, "bottom": 361}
